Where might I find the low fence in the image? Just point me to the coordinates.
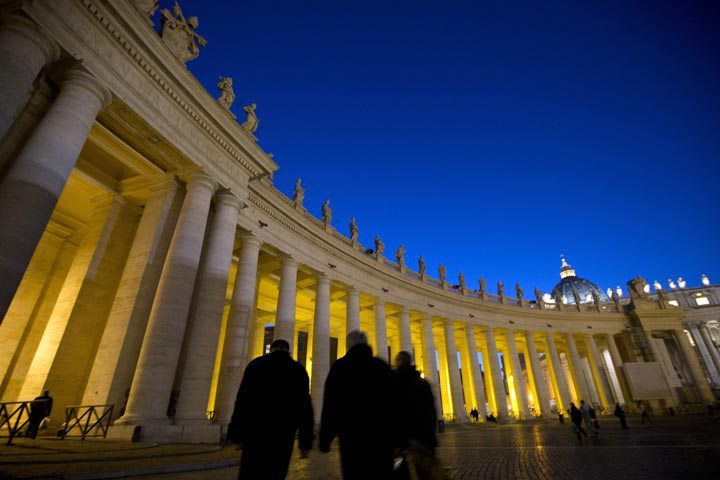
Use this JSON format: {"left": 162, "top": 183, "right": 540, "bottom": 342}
{"left": 60, "top": 404, "right": 114, "bottom": 440}
{"left": 0, "top": 400, "right": 50, "bottom": 445}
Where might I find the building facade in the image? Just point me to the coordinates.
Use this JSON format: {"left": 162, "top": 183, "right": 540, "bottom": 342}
{"left": 0, "top": 1, "right": 718, "bottom": 443}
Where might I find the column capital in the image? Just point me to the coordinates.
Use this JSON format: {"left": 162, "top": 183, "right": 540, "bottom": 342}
{"left": 239, "top": 231, "right": 262, "bottom": 248}
{"left": 59, "top": 67, "right": 112, "bottom": 107}
{"left": 215, "top": 189, "right": 243, "bottom": 211}
{"left": 316, "top": 272, "right": 331, "bottom": 286}
{"left": 1, "top": 14, "right": 60, "bottom": 64}
{"left": 186, "top": 171, "right": 218, "bottom": 193}
{"left": 399, "top": 305, "right": 409, "bottom": 314}
{"left": 374, "top": 296, "right": 384, "bottom": 306}
{"left": 278, "top": 253, "right": 297, "bottom": 268}
{"left": 347, "top": 286, "right": 360, "bottom": 296}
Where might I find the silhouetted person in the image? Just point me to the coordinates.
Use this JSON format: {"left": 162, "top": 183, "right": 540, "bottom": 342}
{"left": 319, "top": 330, "right": 400, "bottom": 480}
{"left": 640, "top": 403, "right": 653, "bottom": 424}
{"left": 580, "top": 400, "right": 597, "bottom": 437}
{"left": 569, "top": 403, "right": 587, "bottom": 440}
{"left": 227, "top": 339, "right": 313, "bottom": 480}
{"left": 614, "top": 403, "right": 628, "bottom": 429}
{"left": 486, "top": 413, "right": 497, "bottom": 423}
{"left": 26, "top": 390, "right": 52, "bottom": 439}
{"left": 470, "top": 407, "right": 479, "bottom": 422}
{"left": 394, "top": 351, "right": 437, "bottom": 454}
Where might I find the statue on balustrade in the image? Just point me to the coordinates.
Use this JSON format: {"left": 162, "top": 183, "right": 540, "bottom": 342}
{"left": 438, "top": 263, "right": 447, "bottom": 285}
{"left": 134, "top": 0, "right": 159, "bottom": 18}
{"left": 572, "top": 289, "right": 582, "bottom": 310}
{"left": 459, "top": 271, "right": 467, "bottom": 293}
{"left": 626, "top": 276, "right": 649, "bottom": 301}
{"left": 478, "top": 276, "right": 487, "bottom": 300}
{"left": 395, "top": 245, "right": 405, "bottom": 271}
{"left": 497, "top": 280, "right": 505, "bottom": 303}
{"left": 216, "top": 76, "right": 235, "bottom": 111}
{"left": 159, "top": 1, "right": 207, "bottom": 63}
{"left": 241, "top": 103, "right": 259, "bottom": 137}
{"left": 418, "top": 254, "right": 426, "bottom": 280}
{"left": 534, "top": 287, "right": 544, "bottom": 308}
{"left": 374, "top": 235, "right": 385, "bottom": 260}
{"left": 293, "top": 178, "right": 305, "bottom": 209}
{"left": 611, "top": 291, "right": 621, "bottom": 312}
{"left": 656, "top": 288, "right": 668, "bottom": 309}
{"left": 554, "top": 290, "right": 564, "bottom": 311}
{"left": 321, "top": 199, "right": 332, "bottom": 229}
{"left": 349, "top": 217, "right": 358, "bottom": 244}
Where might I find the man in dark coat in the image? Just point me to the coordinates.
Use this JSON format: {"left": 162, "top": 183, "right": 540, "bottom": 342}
{"left": 614, "top": 403, "right": 629, "bottom": 429}
{"left": 569, "top": 403, "right": 587, "bottom": 440}
{"left": 319, "top": 330, "right": 400, "bottom": 480}
{"left": 394, "top": 351, "right": 437, "bottom": 453}
{"left": 26, "top": 390, "right": 53, "bottom": 439}
{"left": 227, "top": 339, "right": 313, "bottom": 480}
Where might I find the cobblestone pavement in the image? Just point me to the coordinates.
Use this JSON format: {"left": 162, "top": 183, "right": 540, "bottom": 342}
{"left": 2, "top": 415, "right": 718, "bottom": 479}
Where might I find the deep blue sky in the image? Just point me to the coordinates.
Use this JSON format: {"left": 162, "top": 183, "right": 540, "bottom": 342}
{"left": 159, "top": 0, "right": 719, "bottom": 294}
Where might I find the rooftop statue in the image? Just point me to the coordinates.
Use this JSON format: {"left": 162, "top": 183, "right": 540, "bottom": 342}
{"left": 374, "top": 235, "right": 385, "bottom": 259}
{"left": 534, "top": 287, "right": 544, "bottom": 309}
{"left": 438, "top": 263, "right": 447, "bottom": 285}
{"left": 611, "top": 290, "right": 621, "bottom": 312}
{"left": 395, "top": 245, "right": 405, "bottom": 270}
{"left": 653, "top": 280, "right": 662, "bottom": 291}
{"left": 478, "top": 276, "right": 487, "bottom": 299}
{"left": 657, "top": 288, "right": 668, "bottom": 308}
{"left": 459, "top": 271, "right": 466, "bottom": 292}
{"left": 515, "top": 282, "right": 524, "bottom": 307}
{"left": 293, "top": 178, "right": 305, "bottom": 209}
{"left": 627, "top": 276, "right": 648, "bottom": 300}
{"left": 321, "top": 199, "right": 332, "bottom": 229}
{"left": 134, "top": 0, "right": 159, "bottom": 17}
{"left": 497, "top": 280, "right": 505, "bottom": 303}
{"left": 159, "top": 1, "right": 206, "bottom": 63}
{"left": 667, "top": 278, "right": 677, "bottom": 289}
{"left": 592, "top": 290, "right": 601, "bottom": 310}
{"left": 553, "top": 290, "right": 564, "bottom": 311}
{"left": 216, "top": 76, "right": 235, "bottom": 111}
{"left": 349, "top": 217, "right": 358, "bottom": 243}
{"left": 241, "top": 103, "right": 259, "bottom": 137}
{"left": 572, "top": 289, "right": 582, "bottom": 310}
{"left": 418, "top": 254, "right": 426, "bottom": 280}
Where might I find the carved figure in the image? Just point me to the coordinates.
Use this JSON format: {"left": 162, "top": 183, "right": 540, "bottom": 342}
{"left": 459, "top": 272, "right": 467, "bottom": 292}
{"left": 626, "top": 276, "right": 649, "bottom": 300}
{"left": 159, "top": 2, "right": 207, "bottom": 63}
{"left": 438, "top": 263, "right": 447, "bottom": 284}
{"left": 478, "top": 276, "right": 487, "bottom": 299}
{"left": 497, "top": 280, "right": 505, "bottom": 302}
{"left": 657, "top": 288, "right": 668, "bottom": 308}
{"left": 653, "top": 280, "right": 662, "bottom": 291}
{"left": 374, "top": 235, "right": 385, "bottom": 259}
{"left": 216, "top": 76, "right": 235, "bottom": 110}
{"left": 418, "top": 254, "right": 426, "bottom": 279}
{"left": 667, "top": 278, "right": 677, "bottom": 289}
{"left": 534, "top": 287, "right": 543, "bottom": 303}
{"left": 515, "top": 282, "right": 523, "bottom": 300}
{"left": 572, "top": 289, "right": 582, "bottom": 309}
{"left": 592, "top": 290, "right": 601, "bottom": 309}
{"left": 134, "top": 0, "right": 159, "bottom": 17}
{"left": 293, "top": 178, "right": 305, "bottom": 208}
{"left": 349, "top": 217, "right": 358, "bottom": 243}
{"left": 321, "top": 199, "right": 332, "bottom": 229}
{"left": 395, "top": 245, "right": 405, "bottom": 270}
{"left": 241, "top": 103, "right": 259, "bottom": 135}
{"left": 611, "top": 291, "right": 621, "bottom": 311}
{"left": 554, "top": 290, "right": 564, "bottom": 311}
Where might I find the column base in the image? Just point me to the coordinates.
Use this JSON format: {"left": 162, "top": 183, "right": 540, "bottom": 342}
{"left": 108, "top": 423, "right": 222, "bottom": 443}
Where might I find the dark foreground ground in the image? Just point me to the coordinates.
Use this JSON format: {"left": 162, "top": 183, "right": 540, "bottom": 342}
{"left": 1, "top": 414, "right": 718, "bottom": 479}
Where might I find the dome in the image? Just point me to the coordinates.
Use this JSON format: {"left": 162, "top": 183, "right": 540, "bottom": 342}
{"left": 550, "top": 257, "right": 608, "bottom": 305}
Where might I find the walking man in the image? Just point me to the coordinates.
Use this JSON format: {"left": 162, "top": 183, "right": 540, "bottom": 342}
{"left": 640, "top": 403, "right": 653, "bottom": 424}
{"left": 580, "top": 400, "right": 597, "bottom": 437}
{"left": 570, "top": 403, "right": 587, "bottom": 440}
{"left": 614, "top": 403, "right": 629, "bottom": 429}
{"left": 26, "top": 390, "right": 53, "bottom": 439}
{"left": 227, "top": 339, "right": 313, "bottom": 480}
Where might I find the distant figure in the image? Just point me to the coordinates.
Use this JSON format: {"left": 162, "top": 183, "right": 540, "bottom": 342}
{"left": 580, "top": 400, "right": 597, "bottom": 437}
{"left": 486, "top": 413, "right": 497, "bottom": 423}
{"left": 227, "top": 339, "right": 313, "bottom": 480}
{"left": 470, "top": 407, "right": 479, "bottom": 423}
{"left": 394, "top": 351, "right": 438, "bottom": 454}
{"left": 569, "top": 403, "right": 587, "bottom": 440}
{"left": 614, "top": 403, "right": 629, "bottom": 429}
{"left": 640, "top": 403, "right": 653, "bottom": 424}
{"left": 26, "top": 390, "right": 53, "bottom": 439}
{"left": 319, "top": 330, "right": 400, "bottom": 480}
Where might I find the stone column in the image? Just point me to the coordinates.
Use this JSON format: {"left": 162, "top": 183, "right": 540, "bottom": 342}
{"left": 0, "top": 15, "right": 60, "bottom": 141}
{"left": 546, "top": 332, "right": 571, "bottom": 410}
{"left": 606, "top": 334, "right": 630, "bottom": 404}
{"left": 506, "top": 329, "right": 529, "bottom": 418}
{"left": 687, "top": 326, "right": 719, "bottom": 380}
{"left": 586, "top": 334, "right": 614, "bottom": 409}
{"left": 566, "top": 333, "right": 590, "bottom": 403}
{"left": 374, "top": 298, "right": 388, "bottom": 362}
{"left": 697, "top": 324, "right": 720, "bottom": 374}
{"left": 273, "top": 255, "right": 297, "bottom": 348}
{"left": 443, "top": 319, "right": 467, "bottom": 422}
{"left": 214, "top": 233, "right": 262, "bottom": 424}
{"left": 345, "top": 287, "right": 360, "bottom": 342}
{"left": 644, "top": 331, "right": 679, "bottom": 406}
{"left": 174, "top": 191, "right": 242, "bottom": 423}
{"left": 485, "top": 326, "right": 509, "bottom": 419}
{"left": 117, "top": 172, "right": 217, "bottom": 425}
{"left": 420, "top": 314, "right": 441, "bottom": 419}
{"left": 674, "top": 329, "right": 714, "bottom": 402}
{"left": 465, "top": 324, "right": 489, "bottom": 418}
{"left": 0, "top": 68, "right": 111, "bottom": 321}
{"left": 525, "top": 331, "right": 552, "bottom": 416}
{"left": 398, "top": 306, "right": 412, "bottom": 354}
{"left": 311, "top": 274, "right": 331, "bottom": 419}
{"left": 82, "top": 177, "right": 182, "bottom": 408}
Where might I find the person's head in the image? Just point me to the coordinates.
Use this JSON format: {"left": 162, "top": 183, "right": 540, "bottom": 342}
{"left": 394, "top": 351, "right": 412, "bottom": 369}
{"left": 269, "top": 339, "right": 290, "bottom": 353}
{"left": 580, "top": 400, "right": 585, "bottom": 405}
{"left": 346, "top": 330, "right": 368, "bottom": 350}
{"left": 43, "top": 390, "right": 49, "bottom": 396}
{"left": 570, "top": 402, "right": 576, "bottom": 408}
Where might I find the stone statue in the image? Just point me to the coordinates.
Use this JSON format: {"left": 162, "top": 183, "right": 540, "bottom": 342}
{"left": 667, "top": 278, "right": 677, "bottom": 289}
{"left": 478, "top": 276, "right": 487, "bottom": 300}
{"left": 534, "top": 287, "right": 544, "bottom": 309}
{"left": 395, "top": 245, "right": 405, "bottom": 271}
{"left": 653, "top": 280, "right": 662, "bottom": 291}
{"left": 349, "top": 217, "right": 358, "bottom": 243}
{"left": 133, "top": 0, "right": 159, "bottom": 17}
{"left": 438, "top": 263, "right": 447, "bottom": 285}
{"left": 657, "top": 288, "right": 668, "bottom": 308}
{"left": 611, "top": 291, "right": 621, "bottom": 312}
{"left": 626, "top": 276, "right": 648, "bottom": 300}
{"left": 374, "top": 235, "right": 385, "bottom": 259}
{"left": 572, "top": 289, "right": 582, "bottom": 310}
{"left": 497, "top": 280, "right": 505, "bottom": 303}
{"left": 321, "top": 199, "right": 332, "bottom": 229}
{"left": 554, "top": 290, "right": 564, "bottom": 311}
{"left": 592, "top": 290, "right": 601, "bottom": 310}
{"left": 418, "top": 254, "right": 426, "bottom": 280}
{"left": 241, "top": 103, "right": 259, "bottom": 136}
{"left": 515, "top": 282, "right": 524, "bottom": 307}
{"left": 459, "top": 271, "right": 467, "bottom": 293}
{"left": 216, "top": 76, "right": 235, "bottom": 110}
{"left": 293, "top": 178, "right": 305, "bottom": 209}
{"left": 159, "top": 1, "right": 207, "bottom": 63}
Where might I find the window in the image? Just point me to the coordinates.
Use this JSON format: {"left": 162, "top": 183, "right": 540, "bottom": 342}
{"left": 668, "top": 300, "right": 679, "bottom": 307}
{"left": 695, "top": 296, "right": 710, "bottom": 306}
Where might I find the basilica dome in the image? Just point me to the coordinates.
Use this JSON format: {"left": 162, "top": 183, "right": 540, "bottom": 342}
{"left": 550, "top": 257, "right": 609, "bottom": 305}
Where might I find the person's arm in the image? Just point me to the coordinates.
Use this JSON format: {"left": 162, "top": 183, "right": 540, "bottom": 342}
{"left": 297, "top": 370, "right": 314, "bottom": 455}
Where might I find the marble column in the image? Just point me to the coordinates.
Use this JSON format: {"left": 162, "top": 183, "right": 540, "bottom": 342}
{"left": 420, "top": 314, "right": 441, "bottom": 419}
{"left": 311, "top": 274, "right": 331, "bottom": 419}
{"left": 506, "top": 329, "right": 529, "bottom": 418}
{"left": 674, "top": 329, "right": 714, "bottom": 402}
{"left": 546, "top": 332, "right": 571, "bottom": 410}
{"left": 566, "top": 333, "right": 590, "bottom": 403}
{"left": 273, "top": 255, "right": 298, "bottom": 347}
{"left": 345, "top": 287, "right": 361, "bottom": 343}
{"left": 0, "top": 15, "right": 60, "bottom": 141}
{"left": 214, "top": 233, "right": 262, "bottom": 424}
{"left": 525, "top": 331, "right": 552, "bottom": 416}
{"left": 0, "top": 68, "right": 111, "bottom": 321}
{"left": 485, "top": 326, "right": 509, "bottom": 419}
{"left": 117, "top": 172, "right": 217, "bottom": 425}
{"left": 82, "top": 177, "right": 182, "bottom": 408}
{"left": 687, "top": 326, "right": 718, "bottom": 380}
{"left": 174, "top": 191, "right": 242, "bottom": 423}
{"left": 398, "top": 306, "right": 412, "bottom": 354}
{"left": 586, "top": 334, "right": 614, "bottom": 409}
{"left": 697, "top": 324, "right": 720, "bottom": 374}
{"left": 606, "top": 334, "right": 630, "bottom": 404}
{"left": 374, "top": 298, "right": 388, "bottom": 361}
{"left": 644, "top": 331, "right": 679, "bottom": 406}
{"left": 443, "top": 319, "right": 467, "bottom": 422}
{"left": 465, "top": 324, "right": 488, "bottom": 418}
